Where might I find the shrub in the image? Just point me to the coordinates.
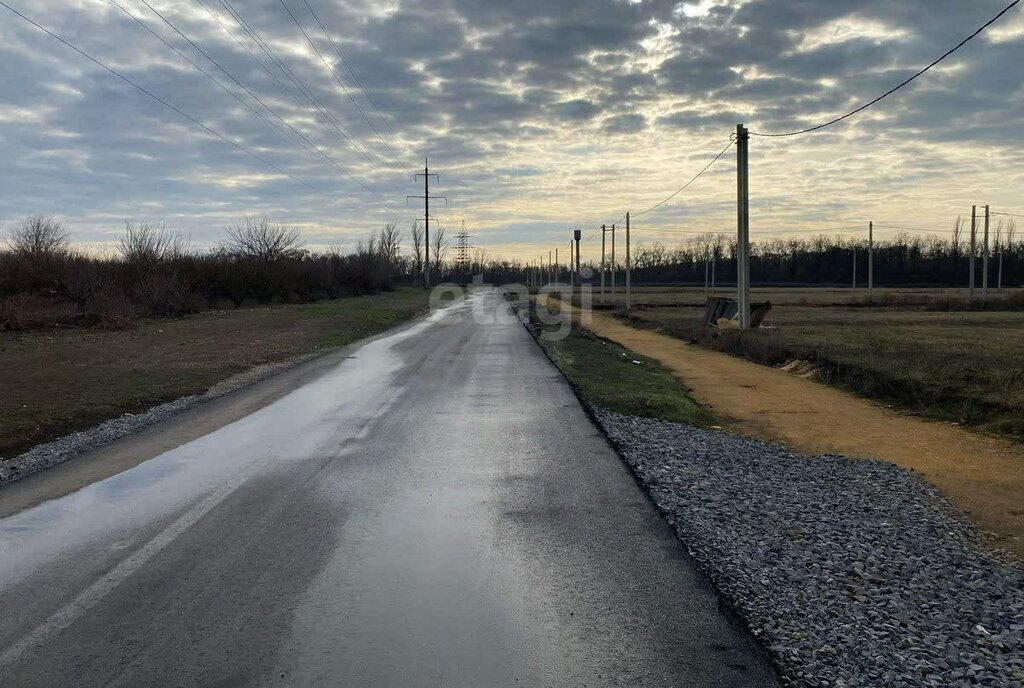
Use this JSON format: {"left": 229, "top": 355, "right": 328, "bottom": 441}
{"left": 0, "top": 293, "right": 78, "bottom": 331}
{"left": 84, "top": 287, "right": 137, "bottom": 329}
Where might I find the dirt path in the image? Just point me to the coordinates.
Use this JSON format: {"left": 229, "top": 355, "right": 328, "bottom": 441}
{"left": 573, "top": 306, "right": 1024, "bottom": 558}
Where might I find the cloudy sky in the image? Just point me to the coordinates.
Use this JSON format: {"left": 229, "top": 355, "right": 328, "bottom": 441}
{"left": 1, "top": 0, "right": 1022, "bottom": 259}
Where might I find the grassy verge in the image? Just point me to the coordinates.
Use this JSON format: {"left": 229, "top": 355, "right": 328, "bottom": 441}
{"left": 0, "top": 287, "right": 432, "bottom": 458}
{"left": 525, "top": 298, "right": 711, "bottom": 426}
{"left": 617, "top": 304, "right": 1024, "bottom": 441}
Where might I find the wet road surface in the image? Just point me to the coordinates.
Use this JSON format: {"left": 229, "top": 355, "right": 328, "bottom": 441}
{"left": 0, "top": 289, "right": 776, "bottom": 686}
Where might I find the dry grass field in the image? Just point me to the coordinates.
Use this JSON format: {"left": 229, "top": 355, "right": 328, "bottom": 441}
{"left": 0, "top": 288, "right": 432, "bottom": 458}
{"left": 592, "top": 286, "right": 1024, "bottom": 440}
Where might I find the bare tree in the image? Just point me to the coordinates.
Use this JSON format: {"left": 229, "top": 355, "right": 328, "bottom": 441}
{"left": 225, "top": 215, "right": 303, "bottom": 263}
{"left": 431, "top": 224, "right": 448, "bottom": 274}
{"left": 951, "top": 216, "right": 964, "bottom": 259}
{"left": 378, "top": 222, "right": 401, "bottom": 263}
{"left": 119, "top": 221, "right": 189, "bottom": 267}
{"left": 411, "top": 221, "right": 424, "bottom": 277}
{"left": 8, "top": 215, "right": 69, "bottom": 260}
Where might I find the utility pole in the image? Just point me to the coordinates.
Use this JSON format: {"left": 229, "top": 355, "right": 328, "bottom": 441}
{"left": 983, "top": 205, "right": 990, "bottom": 304}
{"left": 969, "top": 205, "right": 977, "bottom": 306}
{"left": 555, "top": 248, "right": 559, "bottom": 283}
{"left": 736, "top": 124, "right": 751, "bottom": 329}
{"left": 625, "top": 212, "right": 632, "bottom": 310}
{"left": 409, "top": 158, "right": 446, "bottom": 288}
{"left": 574, "top": 229, "right": 581, "bottom": 291}
{"left": 569, "top": 240, "right": 574, "bottom": 286}
{"left": 600, "top": 224, "right": 607, "bottom": 298}
{"left": 548, "top": 249, "right": 553, "bottom": 285}
{"left": 868, "top": 221, "right": 874, "bottom": 302}
{"left": 610, "top": 223, "right": 617, "bottom": 297}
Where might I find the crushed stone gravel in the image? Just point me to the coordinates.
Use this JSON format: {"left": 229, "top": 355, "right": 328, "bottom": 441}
{"left": 594, "top": 409, "right": 1024, "bottom": 688}
{"left": 0, "top": 395, "right": 202, "bottom": 486}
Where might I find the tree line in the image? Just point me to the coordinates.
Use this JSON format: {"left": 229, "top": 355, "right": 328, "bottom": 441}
{"left": 622, "top": 219, "right": 1021, "bottom": 288}
{"left": 0, "top": 214, "right": 541, "bottom": 331}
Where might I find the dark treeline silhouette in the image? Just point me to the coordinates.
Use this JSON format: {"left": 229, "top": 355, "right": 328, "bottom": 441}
{"left": 622, "top": 223, "right": 1022, "bottom": 289}
{"left": 0, "top": 215, "right": 411, "bottom": 331}
{"left": 0, "top": 214, "right": 545, "bottom": 331}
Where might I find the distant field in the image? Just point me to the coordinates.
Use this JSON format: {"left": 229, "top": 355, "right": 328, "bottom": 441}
{"left": 600, "top": 286, "right": 1024, "bottom": 440}
{"left": 0, "top": 288, "right": 432, "bottom": 458}
{"left": 590, "top": 284, "right": 1024, "bottom": 309}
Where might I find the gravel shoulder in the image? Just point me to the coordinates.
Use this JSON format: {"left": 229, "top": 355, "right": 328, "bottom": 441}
{"left": 596, "top": 410, "right": 1024, "bottom": 688}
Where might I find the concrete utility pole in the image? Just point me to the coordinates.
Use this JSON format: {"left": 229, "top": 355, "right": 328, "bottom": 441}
{"left": 409, "top": 158, "right": 446, "bottom": 288}
{"left": 625, "top": 212, "right": 632, "bottom": 310}
{"left": 736, "top": 124, "right": 751, "bottom": 329}
{"left": 600, "top": 225, "right": 607, "bottom": 298}
{"left": 983, "top": 205, "right": 990, "bottom": 304}
{"left": 969, "top": 205, "right": 977, "bottom": 306}
{"left": 868, "top": 221, "right": 874, "bottom": 302}
{"left": 574, "top": 230, "right": 582, "bottom": 291}
{"left": 611, "top": 223, "right": 617, "bottom": 297}
{"left": 569, "top": 240, "right": 574, "bottom": 285}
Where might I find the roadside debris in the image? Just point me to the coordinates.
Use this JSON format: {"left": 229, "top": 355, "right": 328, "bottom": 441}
{"left": 703, "top": 297, "right": 773, "bottom": 328}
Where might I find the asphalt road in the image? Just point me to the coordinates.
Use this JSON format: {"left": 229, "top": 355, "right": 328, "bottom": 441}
{"left": 0, "top": 289, "right": 776, "bottom": 687}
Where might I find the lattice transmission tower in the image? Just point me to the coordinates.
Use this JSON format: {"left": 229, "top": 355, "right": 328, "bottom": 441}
{"left": 454, "top": 221, "right": 473, "bottom": 269}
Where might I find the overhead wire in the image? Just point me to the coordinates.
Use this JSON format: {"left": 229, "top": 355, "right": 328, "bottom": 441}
{"left": 750, "top": 0, "right": 1022, "bottom": 137}
{"left": 215, "top": 0, "right": 389, "bottom": 173}
{"left": 632, "top": 138, "right": 736, "bottom": 218}
{"left": 301, "top": 0, "right": 399, "bottom": 140}
{"left": 0, "top": 0, "right": 346, "bottom": 203}
{"left": 276, "top": 0, "right": 397, "bottom": 156}
{"left": 107, "top": 0, "right": 393, "bottom": 207}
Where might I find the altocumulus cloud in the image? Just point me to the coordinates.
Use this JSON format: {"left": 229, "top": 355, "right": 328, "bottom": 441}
{"left": 0, "top": 0, "right": 1020, "bottom": 256}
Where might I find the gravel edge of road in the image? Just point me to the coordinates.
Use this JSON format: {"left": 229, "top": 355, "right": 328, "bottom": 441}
{"left": 513, "top": 301, "right": 1024, "bottom": 688}
{"left": 0, "top": 351, "right": 327, "bottom": 488}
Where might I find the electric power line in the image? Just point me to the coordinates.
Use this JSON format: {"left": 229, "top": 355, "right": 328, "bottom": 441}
{"left": 302, "top": 0, "right": 399, "bottom": 140}
{"left": 579, "top": 138, "right": 736, "bottom": 245}
{"left": 750, "top": 0, "right": 1022, "bottom": 137}
{"left": 285, "top": 0, "right": 398, "bottom": 153}
{"left": 215, "top": 0, "right": 389, "bottom": 173}
{"left": 133, "top": 0, "right": 393, "bottom": 202}
{"left": 632, "top": 139, "right": 736, "bottom": 217}
{"left": 107, "top": 0, "right": 392, "bottom": 206}
{"left": 275, "top": 0, "right": 396, "bottom": 156}
{"left": 0, "top": 1, "right": 360, "bottom": 205}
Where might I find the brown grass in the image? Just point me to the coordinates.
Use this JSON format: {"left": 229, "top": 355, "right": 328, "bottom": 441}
{"left": 602, "top": 287, "right": 1024, "bottom": 441}
{"left": 0, "top": 288, "right": 431, "bottom": 458}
